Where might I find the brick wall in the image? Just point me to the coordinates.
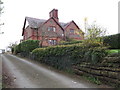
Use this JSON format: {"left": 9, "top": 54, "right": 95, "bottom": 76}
{"left": 65, "top": 22, "right": 84, "bottom": 40}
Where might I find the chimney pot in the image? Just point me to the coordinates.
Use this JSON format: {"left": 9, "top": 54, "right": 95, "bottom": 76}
{"left": 49, "top": 9, "right": 59, "bottom": 22}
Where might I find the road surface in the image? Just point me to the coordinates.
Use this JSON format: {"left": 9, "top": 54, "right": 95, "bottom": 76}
{"left": 2, "top": 54, "right": 110, "bottom": 88}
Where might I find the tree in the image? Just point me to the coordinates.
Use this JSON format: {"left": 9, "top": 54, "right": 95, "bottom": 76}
{"left": 7, "top": 42, "right": 18, "bottom": 53}
{"left": 84, "top": 21, "right": 107, "bottom": 45}
{"left": 87, "top": 24, "right": 106, "bottom": 38}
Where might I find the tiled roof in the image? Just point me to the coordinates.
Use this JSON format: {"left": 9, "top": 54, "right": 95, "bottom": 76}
{"left": 25, "top": 17, "right": 46, "bottom": 28}
{"left": 25, "top": 16, "right": 70, "bottom": 29}
{"left": 59, "top": 22, "right": 72, "bottom": 29}
{"left": 59, "top": 22, "right": 67, "bottom": 27}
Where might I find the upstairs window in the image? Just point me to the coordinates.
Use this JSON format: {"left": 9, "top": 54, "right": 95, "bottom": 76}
{"left": 48, "top": 26, "right": 56, "bottom": 32}
{"left": 70, "top": 29, "right": 74, "bottom": 34}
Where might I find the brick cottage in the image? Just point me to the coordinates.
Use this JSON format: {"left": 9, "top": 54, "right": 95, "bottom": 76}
{"left": 22, "top": 9, "right": 84, "bottom": 46}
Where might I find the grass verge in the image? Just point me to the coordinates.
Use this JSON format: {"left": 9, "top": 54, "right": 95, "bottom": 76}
{"left": 106, "top": 49, "right": 120, "bottom": 54}
{"left": 82, "top": 76, "right": 101, "bottom": 85}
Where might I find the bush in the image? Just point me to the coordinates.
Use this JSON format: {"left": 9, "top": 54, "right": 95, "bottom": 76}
{"left": 103, "top": 33, "right": 120, "bottom": 49}
{"left": 11, "top": 47, "right": 14, "bottom": 54}
{"left": 20, "top": 40, "right": 39, "bottom": 53}
{"left": 14, "top": 43, "right": 21, "bottom": 54}
{"left": 32, "top": 43, "right": 107, "bottom": 70}
{"left": 14, "top": 40, "right": 39, "bottom": 56}
{"left": 83, "top": 47, "right": 107, "bottom": 63}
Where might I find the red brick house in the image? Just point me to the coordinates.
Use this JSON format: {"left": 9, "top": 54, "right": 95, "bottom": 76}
{"left": 22, "top": 9, "right": 84, "bottom": 46}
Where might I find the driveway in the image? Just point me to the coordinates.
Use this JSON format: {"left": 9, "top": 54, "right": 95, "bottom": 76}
{"left": 2, "top": 54, "right": 110, "bottom": 88}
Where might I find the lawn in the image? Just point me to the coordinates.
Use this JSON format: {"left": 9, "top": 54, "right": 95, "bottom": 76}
{"left": 106, "top": 49, "right": 120, "bottom": 54}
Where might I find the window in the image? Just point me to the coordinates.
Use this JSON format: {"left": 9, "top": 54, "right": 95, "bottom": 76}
{"left": 70, "top": 29, "right": 74, "bottom": 34}
{"left": 48, "top": 40, "right": 57, "bottom": 45}
{"left": 48, "top": 26, "right": 56, "bottom": 32}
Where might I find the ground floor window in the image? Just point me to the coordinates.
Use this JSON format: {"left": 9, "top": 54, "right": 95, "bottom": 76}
{"left": 48, "top": 39, "right": 57, "bottom": 45}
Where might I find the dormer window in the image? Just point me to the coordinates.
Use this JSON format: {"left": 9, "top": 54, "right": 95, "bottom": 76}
{"left": 70, "top": 29, "right": 74, "bottom": 34}
{"left": 48, "top": 26, "right": 56, "bottom": 32}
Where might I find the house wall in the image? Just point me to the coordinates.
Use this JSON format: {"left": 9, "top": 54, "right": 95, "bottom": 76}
{"left": 39, "top": 18, "right": 63, "bottom": 37}
{"left": 23, "top": 26, "right": 33, "bottom": 40}
{"left": 37, "top": 18, "right": 64, "bottom": 46}
{"left": 23, "top": 18, "right": 64, "bottom": 46}
{"left": 23, "top": 18, "right": 84, "bottom": 47}
{"left": 65, "top": 22, "right": 84, "bottom": 40}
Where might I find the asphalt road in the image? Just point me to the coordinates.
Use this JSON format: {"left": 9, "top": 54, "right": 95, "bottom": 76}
{"left": 2, "top": 54, "right": 110, "bottom": 88}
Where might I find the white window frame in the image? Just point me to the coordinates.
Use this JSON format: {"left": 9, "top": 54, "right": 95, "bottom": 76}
{"left": 48, "top": 26, "right": 56, "bottom": 32}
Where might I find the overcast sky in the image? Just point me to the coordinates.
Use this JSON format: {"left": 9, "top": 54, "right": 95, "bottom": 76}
{"left": 0, "top": 0, "right": 119, "bottom": 49}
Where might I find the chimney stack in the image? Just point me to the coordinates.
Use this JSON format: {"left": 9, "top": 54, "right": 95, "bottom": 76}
{"left": 49, "top": 9, "right": 59, "bottom": 22}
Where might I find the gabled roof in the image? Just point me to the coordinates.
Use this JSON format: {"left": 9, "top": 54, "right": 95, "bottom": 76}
{"left": 42, "top": 17, "right": 64, "bottom": 31}
{"left": 64, "top": 20, "right": 80, "bottom": 29}
{"left": 22, "top": 17, "right": 46, "bottom": 36}
{"left": 22, "top": 16, "right": 84, "bottom": 36}
{"left": 59, "top": 22, "right": 68, "bottom": 28}
{"left": 25, "top": 17, "right": 46, "bottom": 28}
{"left": 22, "top": 17, "right": 65, "bottom": 36}
{"left": 63, "top": 20, "right": 85, "bottom": 34}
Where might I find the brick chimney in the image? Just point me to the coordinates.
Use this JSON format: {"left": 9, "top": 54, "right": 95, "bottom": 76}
{"left": 49, "top": 9, "right": 59, "bottom": 22}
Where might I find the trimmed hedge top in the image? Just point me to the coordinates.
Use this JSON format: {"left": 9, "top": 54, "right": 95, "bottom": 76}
{"left": 14, "top": 40, "right": 39, "bottom": 54}
{"left": 32, "top": 43, "right": 108, "bottom": 65}
{"left": 103, "top": 33, "right": 120, "bottom": 49}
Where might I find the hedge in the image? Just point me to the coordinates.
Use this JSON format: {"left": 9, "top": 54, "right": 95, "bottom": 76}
{"left": 14, "top": 43, "right": 21, "bottom": 54}
{"left": 59, "top": 40, "right": 83, "bottom": 45}
{"left": 103, "top": 33, "right": 120, "bottom": 49}
{"left": 20, "top": 40, "right": 39, "bottom": 52}
{"left": 32, "top": 43, "right": 107, "bottom": 70}
{"left": 14, "top": 40, "right": 39, "bottom": 56}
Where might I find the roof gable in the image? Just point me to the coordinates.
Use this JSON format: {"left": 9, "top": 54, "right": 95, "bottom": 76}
{"left": 22, "top": 16, "right": 84, "bottom": 36}
{"left": 22, "top": 17, "right": 65, "bottom": 36}
{"left": 64, "top": 20, "right": 84, "bottom": 34}
{"left": 42, "top": 17, "right": 64, "bottom": 31}
{"left": 64, "top": 20, "right": 80, "bottom": 29}
{"left": 22, "top": 17, "right": 46, "bottom": 36}
{"left": 26, "top": 17, "right": 46, "bottom": 28}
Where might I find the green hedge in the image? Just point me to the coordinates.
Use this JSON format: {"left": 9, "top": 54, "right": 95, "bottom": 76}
{"left": 103, "top": 33, "right": 120, "bottom": 49}
{"left": 14, "top": 43, "right": 21, "bottom": 54}
{"left": 32, "top": 43, "right": 107, "bottom": 70}
{"left": 14, "top": 40, "right": 39, "bottom": 56}
{"left": 59, "top": 40, "right": 83, "bottom": 45}
{"left": 20, "top": 40, "right": 39, "bottom": 52}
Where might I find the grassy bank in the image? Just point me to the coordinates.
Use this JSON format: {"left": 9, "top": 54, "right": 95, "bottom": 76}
{"left": 106, "top": 49, "right": 120, "bottom": 54}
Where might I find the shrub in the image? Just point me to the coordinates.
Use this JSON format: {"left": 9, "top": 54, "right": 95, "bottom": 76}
{"left": 11, "top": 47, "right": 14, "bottom": 54}
{"left": 13, "top": 40, "right": 39, "bottom": 56}
{"left": 32, "top": 43, "right": 107, "bottom": 70}
{"left": 91, "top": 47, "right": 107, "bottom": 64}
{"left": 14, "top": 43, "right": 21, "bottom": 54}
